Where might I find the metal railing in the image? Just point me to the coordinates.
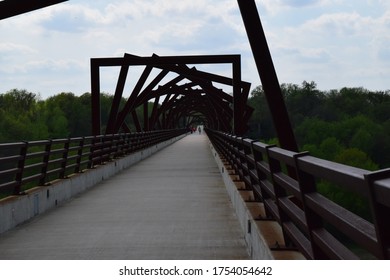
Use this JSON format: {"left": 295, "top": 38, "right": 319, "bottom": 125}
{"left": 0, "top": 129, "right": 187, "bottom": 197}
{"left": 206, "top": 129, "right": 390, "bottom": 260}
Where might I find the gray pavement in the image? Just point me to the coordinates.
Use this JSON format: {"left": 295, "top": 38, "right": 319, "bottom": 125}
{"left": 0, "top": 133, "right": 249, "bottom": 260}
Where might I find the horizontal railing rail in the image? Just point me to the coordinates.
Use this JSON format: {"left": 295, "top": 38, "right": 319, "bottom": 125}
{"left": 206, "top": 128, "right": 390, "bottom": 260}
{"left": 0, "top": 129, "right": 187, "bottom": 197}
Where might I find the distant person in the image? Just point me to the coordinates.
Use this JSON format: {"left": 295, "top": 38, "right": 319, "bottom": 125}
{"left": 198, "top": 126, "right": 201, "bottom": 134}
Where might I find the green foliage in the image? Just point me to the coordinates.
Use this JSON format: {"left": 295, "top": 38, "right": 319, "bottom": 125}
{"left": 0, "top": 89, "right": 157, "bottom": 143}
{"left": 0, "top": 89, "right": 48, "bottom": 141}
{"left": 248, "top": 81, "right": 389, "bottom": 221}
{"left": 248, "top": 81, "right": 390, "bottom": 169}
{"left": 317, "top": 181, "right": 371, "bottom": 221}
{"left": 334, "top": 148, "right": 378, "bottom": 171}
{"left": 247, "top": 85, "right": 275, "bottom": 140}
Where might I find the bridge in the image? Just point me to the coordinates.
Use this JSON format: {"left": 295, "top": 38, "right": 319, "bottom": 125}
{"left": 0, "top": 0, "right": 390, "bottom": 260}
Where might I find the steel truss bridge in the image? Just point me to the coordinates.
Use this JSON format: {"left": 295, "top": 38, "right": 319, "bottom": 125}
{"left": 0, "top": 0, "right": 389, "bottom": 260}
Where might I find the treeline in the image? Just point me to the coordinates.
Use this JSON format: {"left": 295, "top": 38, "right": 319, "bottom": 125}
{"left": 248, "top": 81, "right": 390, "bottom": 170}
{"left": 247, "top": 81, "right": 390, "bottom": 221}
{"left": 0, "top": 90, "right": 91, "bottom": 142}
{"left": 0, "top": 89, "right": 146, "bottom": 143}
{"left": 2, "top": 84, "right": 389, "bottom": 170}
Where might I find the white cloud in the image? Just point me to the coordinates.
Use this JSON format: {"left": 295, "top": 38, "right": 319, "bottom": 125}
{"left": 257, "top": 1, "right": 390, "bottom": 90}
{"left": 1, "top": 0, "right": 390, "bottom": 97}
{"left": 0, "top": 42, "right": 36, "bottom": 54}
{"left": 259, "top": 0, "right": 343, "bottom": 14}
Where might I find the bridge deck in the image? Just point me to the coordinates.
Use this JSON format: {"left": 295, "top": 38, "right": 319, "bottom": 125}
{"left": 0, "top": 133, "right": 249, "bottom": 259}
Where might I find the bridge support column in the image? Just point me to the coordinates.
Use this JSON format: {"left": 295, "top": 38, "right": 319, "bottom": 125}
{"left": 237, "top": 0, "right": 298, "bottom": 152}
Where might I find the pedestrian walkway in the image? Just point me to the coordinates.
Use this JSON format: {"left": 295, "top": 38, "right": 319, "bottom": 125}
{"left": 0, "top": 133, "right": 249, "bottom": 259}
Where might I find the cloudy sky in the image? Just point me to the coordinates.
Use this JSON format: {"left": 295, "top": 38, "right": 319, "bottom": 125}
{"left": 1, "top": 0, "right": 390, "bottom": 99}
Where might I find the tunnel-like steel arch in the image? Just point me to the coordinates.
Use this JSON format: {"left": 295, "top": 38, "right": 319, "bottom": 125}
{"left": 90, "top": 53, "right": 253, "bottom": 136}
{"left": 0, "top": 0, "right": 298, "bottom": 151}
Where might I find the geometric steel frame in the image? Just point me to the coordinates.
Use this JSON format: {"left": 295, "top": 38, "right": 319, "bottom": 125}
{"left": 90, "top": 53, "right": 252, "bottom": 136}
{"left": 1, "top": 0, "right": 298, "bottom": 152}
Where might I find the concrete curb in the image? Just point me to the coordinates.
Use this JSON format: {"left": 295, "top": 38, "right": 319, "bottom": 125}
{"left": 209, "top": 141, "right": 306, "bottom": 260}
{"left": 0, "top": 134, "right": 186, "bottom": 234}
{"left": 208, "top": 142, "right": 275, "bottom": 260}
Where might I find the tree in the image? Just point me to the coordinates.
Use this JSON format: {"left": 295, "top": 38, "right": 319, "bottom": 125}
{"left": 283, "top": 81, "right": 325, "bottom": 124}
{"left": 44, "top": 105, "right": 69, "bottom": 139}
{"left": 0, "top": 89, "right": 37, "bottom": 113}
{"left": 45, "top": 92, "right": 88, "bottom": 137}
{"left": 0, "top": 89, "right": 48, "bottom": 142}
{"left": 247, "top": 85, "right": 275, "bottom": 140}
{"left": 334, "top": 148, "right": 378, "bottom": 171}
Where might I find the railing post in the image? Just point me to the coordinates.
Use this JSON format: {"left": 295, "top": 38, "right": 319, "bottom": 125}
{"left": 365, "top": 169, "right": 390, "bottom": 259}
{"left": 251, "top": 141, "right": 273, "bottom": 216}
{"left": 265, "top": 145, "right": 292, "bottom": 247}
{"left": 114, "top": 134, "right": 123, "bottom": 158}
{"left": 39, "top": 140, "right": 52, "bottom": 186}
{"left": 123, "top": 133, "right": 131, "bottom": 154}
{"left": 14, "top": 141, "right": 28, "bottom": 194}
{"left": 75, "top": 137, "right": 85, "bottom": 173}
{"left": 104, "top": 134, "right": 113, "bottom": 162}
{"left": 243, "top": 139, "right": 256, "bottom": 188}
{"left": 293, "top": 152, "right": 328, "bottom": 259}
{"left": 233, "top": 136, "right": 244, "bottom": 180}
{"left": 88, "top": 136, "right": 97, "bottom": 169}
{"left": 59, "top": 139, "right": 70, "bottom": 179}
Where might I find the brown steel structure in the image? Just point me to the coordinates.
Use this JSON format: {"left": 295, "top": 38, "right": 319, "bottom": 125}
{"left": 0, "top": 0, "right": 295, "bottom": 150}
{"left": 90, "top": 53, "right": 252, "bottom": 136}
{"left": 206, "top": 129, "right": 390, "bottom": 259}
{"left": 237, "top": 0, "right": 298, "bottom": 152}
{"left": 2, "top": 0, "right": 390, "bottom": 260}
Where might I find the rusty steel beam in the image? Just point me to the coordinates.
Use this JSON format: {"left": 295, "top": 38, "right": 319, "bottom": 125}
{"left": 153, "top": 63, "right": 250, "bottom": 100}
{"left": 106, "top": 57, "right": 130, "bottom": 134}
{"left": 237, "top": 0, "right": 298, "bottom": 151}
{"left": 151, "top": 63, "right": 252, "bottom": 131}
{"left": 90, "top": 53, "right": 251, "bottom": 135}
{"left": 232, "top": 55, "right": 244, "bottom": 135}
{"left": 0, "top": 0, "right": 68, "bottom": 20}
{"left": 91, "top": 54, "right": 241, "bottom": 67}
{"left": 91, "top": 59, "right": 101, "bottom": 135}
{"left": 163, "top": 86, "right": 232, "bottom": 131}
{"left": 134, "top": 70, "right": 171, "bottom": 106}
{"left": 114, "top": 65, "right": 153, "bottom": 133}
{"left": 149, "top": 96, "right": 160, "bottom": 130}
{"left": 167, "top": 93, "right": 227, "bottom": 132}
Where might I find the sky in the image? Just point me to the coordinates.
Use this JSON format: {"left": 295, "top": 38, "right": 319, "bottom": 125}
{"left": 1, "top": 0, "right": 390, "bottom": 99}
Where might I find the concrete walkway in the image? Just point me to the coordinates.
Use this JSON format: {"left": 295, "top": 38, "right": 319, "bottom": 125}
{"left": 0, "top": 133, "right": 249, "bottom": 260}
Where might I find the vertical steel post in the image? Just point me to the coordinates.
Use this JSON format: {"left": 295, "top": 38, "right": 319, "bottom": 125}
{"left": 14, "top": 142, "right": 28, "bottom": 194}
{"left": 39, "top": 140, "right": 52, "bottom": 186}
{"left": 237, "top": 0, "right": 298, "bottom": 152}
{"left": 75, "top": 137, "right": 85, "bottom": 173}
{"left": 59, "top": 139, "right": 70, "bottom": 179}
{"left": 365, "top": 170, "right": 390, "bottom": 259}
{"left": 143, "top": 102, "right": 149, "bottom": 131}
{"left": 91, "top": 59, "right": 101, "bottom": 135}
{"left": 232, "top": 56, "right": 243, "bottom": 135}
